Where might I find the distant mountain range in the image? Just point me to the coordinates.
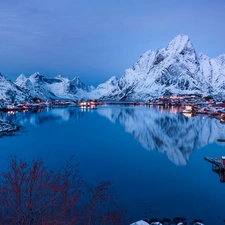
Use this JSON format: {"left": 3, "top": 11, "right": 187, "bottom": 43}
{"left": 1, "top": 34, "right": 225, "bottom": 102}
{"left": 14, "top": 72, "right": 94, "bottom": 100}
{"left": 0, "top": 73, "right": 31, "bottom": 102}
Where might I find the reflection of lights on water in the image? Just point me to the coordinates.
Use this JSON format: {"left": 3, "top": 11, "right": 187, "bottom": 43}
{"left": 156, "top": 105, "right": 181, "bottom": 114}
{"left": 170, "top": 106, "right": 180, "bottom": 114}
{"left": 185, "top": 106, "right": 193, "bottom": 111}
{"left": 183, "top": 113, "right": 192, "bottom": 118}
{"left": 80, "top": 105, "right": 96, "bottom": 111}
{"left": 7, "top": 111, "right": 18, "bottom": 115}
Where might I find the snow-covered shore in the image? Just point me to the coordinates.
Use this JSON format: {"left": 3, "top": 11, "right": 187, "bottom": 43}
{"left": 0, "top": 119, "right": 19, "bottom": 136}
{"left": 131, "top": 219, "right": 204, "bottom": 225}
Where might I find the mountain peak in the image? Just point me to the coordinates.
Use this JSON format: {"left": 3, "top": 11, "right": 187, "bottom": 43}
{"left": 0, "top": 73, "right": 7, "bottom": 79}
{"left": 15, "top": 74, "right": 27, "bottom": 86}
{"left": 16, "top": 74, "right": 26, "bottom": 80}
{"left": 215, "top": 54, "right": 225, "bottom": 64}
{"left": 72, "top": 76, "right": 80, "bottom": 82}
{"left": 30, "top": 72, "right": 40, "bottom": 77}
{"left": 166, "top": 34, "right": 193, "bottom": 54}
{"left": 71, "top": 77, "right": 83, "bottom": 86}
{"left": 107, "top": 76, "right": 118, "bottom": 85}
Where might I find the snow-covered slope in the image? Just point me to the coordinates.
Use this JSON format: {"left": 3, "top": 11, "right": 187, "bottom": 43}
{"left": 89, "top": 76, "right": 118, "bottom": 99}
{"left": 0, "top": 73, "right": 30, "bottom": 102}
{"left": 210, "top": 54, "right": 225, "bottom": 94}
{"left": 0, "top": 119, "right": 18, "bottom": 133}
{"left": 15, "top": 73, "right": 92, "bottom": 100}
{"left": 97, "top": 106, "right": 225, "bottom": 165}
{"left": 99, "top": 34, "right": 225, "bottom": 100}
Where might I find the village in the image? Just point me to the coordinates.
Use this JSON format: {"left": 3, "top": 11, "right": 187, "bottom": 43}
{"left": 0, "top": 94, "right": 225, "bottom": 122}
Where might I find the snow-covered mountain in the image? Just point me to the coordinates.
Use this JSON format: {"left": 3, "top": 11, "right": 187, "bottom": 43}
{"left": 2, "top": 34, "right": 225, "bottom": 101}
{"left": 98, "top": 34, "right": 225, "bottom": 100}
{"left": 0, "top": 73, "right": 30, "bottom": 102}
{"left": 15, "top": 73, "right": 93, "bottom": 100}
{"left": 97, "top": 106, "right": 225, "bottom": 165}
{"left": 89, "top": 76, "right": 118, "bottom": 99}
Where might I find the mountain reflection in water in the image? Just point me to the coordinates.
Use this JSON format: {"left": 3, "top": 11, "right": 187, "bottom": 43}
{"left": 97, "top": 106, "right": 225, "bottom": 166}
{"left": 1, "top": 106, "right": 225, "bottom": 166}
{"left": 0, "top": 108, "right": 85, "bottom": 127}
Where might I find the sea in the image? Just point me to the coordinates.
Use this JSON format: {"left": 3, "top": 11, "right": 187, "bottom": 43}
{"left": 0, "top": 105, "right": 225, "bottom": 224}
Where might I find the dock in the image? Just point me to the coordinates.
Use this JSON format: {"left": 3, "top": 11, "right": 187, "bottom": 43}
{"left": 204, "top": 156, "right": 225, "bottom": 182}
{"left": 204, "top": 157, "right": 221, "bottom": 167}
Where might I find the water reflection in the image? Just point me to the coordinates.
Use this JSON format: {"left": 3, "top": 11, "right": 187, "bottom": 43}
{"left": 1, "top": 106, "right": 225, "bottom": 166}
{"left": 97, "top": 106, "right": 225, "bottom": 166}
{"left": 0, "top": 108, "right": 85, "bottom": 127}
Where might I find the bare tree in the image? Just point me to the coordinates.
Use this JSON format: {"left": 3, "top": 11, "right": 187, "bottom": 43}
{"left": 0, "top": 156, "right": 127, "bottom": 225}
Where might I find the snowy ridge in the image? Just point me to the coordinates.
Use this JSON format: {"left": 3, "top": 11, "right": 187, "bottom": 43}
{"left": 0, "top": 73, "right": 30, "bottom": 102}
{"left": 15, "top": 73, "right": 92, "bottom": 100}
{"left": 98, "top": 34, "right": 225, "bottom": 100}
{"left": 97, "top": 107, "right": 225, "bottom": 165}
{"left": 89, "top": 76, "right": 118, "bottom": 99}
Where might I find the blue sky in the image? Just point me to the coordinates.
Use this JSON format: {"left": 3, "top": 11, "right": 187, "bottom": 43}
{"left": 0, "top": 0, "right": 225, "bottom": 86}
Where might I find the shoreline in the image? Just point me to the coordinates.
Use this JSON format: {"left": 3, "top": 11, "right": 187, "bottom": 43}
{"left": 131, "top": 218, "right": 206, "bottom": 225}
{"left": 0, "top": 119, "right": 20, "bottom": 137}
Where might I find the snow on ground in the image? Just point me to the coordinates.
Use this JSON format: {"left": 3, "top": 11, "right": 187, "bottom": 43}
{"left": 0, "top": 119, "right": 18, "bottom": 134}
{"left": 130, "top": 220, "right": 204, "bottom": 225}
{"left": 130, "top": 220, "right": 150, "bottom": 225}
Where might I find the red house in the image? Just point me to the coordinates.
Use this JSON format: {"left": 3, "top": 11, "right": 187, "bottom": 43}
{"left": 220, "top": 175, "right": 225, "bottom": 182}
{"left": 221, "top": 156, "right": 225, "bottom": 166}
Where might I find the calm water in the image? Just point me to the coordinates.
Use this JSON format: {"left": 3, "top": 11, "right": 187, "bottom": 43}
{"left": 1, "top": 105, "right": 225, "bottom": 224}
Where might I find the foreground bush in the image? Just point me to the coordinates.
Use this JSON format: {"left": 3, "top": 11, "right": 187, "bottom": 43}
{"left": 0, "top": 156, "right": 126, "bottom": 225}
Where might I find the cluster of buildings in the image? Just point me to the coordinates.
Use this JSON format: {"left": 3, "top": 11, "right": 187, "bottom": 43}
{"left": 1, "top": 95, "right": 225, "bottom": 122}
{"left": 0, "top": 99, "right": 103, "bottom": 112}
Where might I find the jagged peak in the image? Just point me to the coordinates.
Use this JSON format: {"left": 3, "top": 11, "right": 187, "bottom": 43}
{"left": 0, "top": 73, "right": 7, "bottom": 79}
{"left": 136, "top": 50, "right": 156, "bottom": 63}
{"left": 198, "top": 52, "right": 211, "bottom": 61}
{"left": 72, "top": 76, "right": 80, "bottom": 82}
{"left": 198, "top": 52, "right": 209, "bottom": 57}
{"left": 141, "top": 50, "right": 155, "bottom": 57}
{"left": 29, "top": 72, "right": 42, "bottom": 81}
{"left": 15, "top": 74, "right": 27, "bottom": 85}
{"left": 54, "top": 75, "right": 69, "bottom": 81}
{"left": 71, "top": 77, "right": 83, "bottom": 86}
{"left": 95, "top": 76, "right": 118, "bottom": 91}
{"left": 214, "top": 54, "right": 225, "bottom": 64}
{"left": 16, "top": 73, "right": 27, "bottom": 80}
{"left": 70, "top": 77, "right": 89, "bottom": 91}
{"left": 107, "top": 76, "right": 118, "bottom": 82}
{"left": 165, "top": 34, "right": 194, "bottom": 54}
{"left": 30, "top": 72, "right": 40, "bottom": 77}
